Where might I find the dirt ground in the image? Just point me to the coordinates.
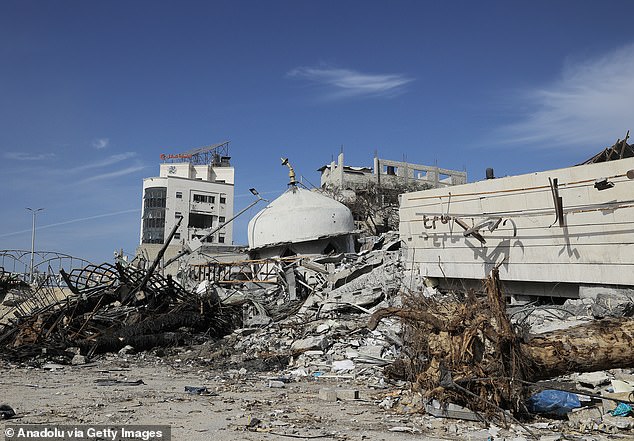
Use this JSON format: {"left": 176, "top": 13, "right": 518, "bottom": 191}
{"left": 0, "top": 349, "right": 506, "bottom": 441}
{"left": 0, "top": 350, "right": 631, "bottom": 441}
{"left": 0, "top": 356, "right": 442, "bottom": 441}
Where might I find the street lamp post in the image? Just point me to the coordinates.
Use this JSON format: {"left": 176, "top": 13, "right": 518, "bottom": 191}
{"left": 26, "top": 207, "right": 44, "bottom": 283}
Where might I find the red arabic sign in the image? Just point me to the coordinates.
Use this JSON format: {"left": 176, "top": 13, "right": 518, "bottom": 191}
{"left": 160, "top": 153, "right": 192, "bottom": 160}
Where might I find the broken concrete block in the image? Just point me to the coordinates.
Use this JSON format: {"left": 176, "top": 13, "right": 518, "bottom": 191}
{"left": 315, "top": 323, "right": 330, "bottom": 334}
{"left": 358, "top": 345, "right": 383, "bottom": 358}
{"left": 562, "top": 298, "right": 594, "bottom": 317}
{"left": 71, "top": 354, "right": 86, "bottom": 365}
{"left": 318, "top": 388, "right": 338, "bottom": 402}
{"left": 601, "top": 414, "right": 634, "bottom": 430}
{"left": 118, "top": 345, "right": 135, "bottom": 356}
{"left": 303, "top": 350, "right": 324, "bottom": 357}
{"left": 592, "top": 293, "right": 634, "bottom": 318}
{"left": 268, "top": 380, "right": 285, "bottom": 388}
{"left": 42, "top": 363, "right": 65, "bottom": 371}
{"left": 388, "top": 426, "right": 419, "bottom": 433}
{"left": 345, "top": 348, "right": 359, "bottom": 359}
{"left": 336, "top": 389, "right": 360, "bottom": 400}
{"left": 290, "top": 336, "right": 329, "bottom": 354}
{"left": 575, "top": 371, "right": 610, "bottom": 388}
{"left": 567, "top": 406, "right": 602, "bottom": 428}
{"left": 424, "top": 399, "right": 486, "bottom": 422}
{"left": 579, "top": 285, "right": 634, "bottom": 300}
{"left": 332, "top": 359, "right": 355, "bottom": 372}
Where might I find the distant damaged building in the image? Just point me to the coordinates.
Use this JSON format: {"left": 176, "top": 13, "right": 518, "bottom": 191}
{"left": 138, "top": 142, "right": 244, "bottom": 271}
{"left": 319, "top": 152, "right": 466, "bottom": 234}
{"left": 399, "top": 136, "right": 634, "bottom": 301}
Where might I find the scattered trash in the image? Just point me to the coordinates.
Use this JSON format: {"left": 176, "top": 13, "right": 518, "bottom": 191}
{"left": 424, "top": 399, "right": 484, "bottom": 422}
{"left": 388, "top": 426, "right": 420, "bottom": 433}
{"left": 527, "top": 390, "right": 581, "bottom": 416}
{"left": 611, "top": 402, "right": 633, "bottom": 417}
{"left": 184, "top": 386, "right": 210, "bottom": 395}
{"left": 94, "top": 379, "right": 145, "bottom": 387}
{"left": 0, "top": 404, "right": 15, "bottom": 419}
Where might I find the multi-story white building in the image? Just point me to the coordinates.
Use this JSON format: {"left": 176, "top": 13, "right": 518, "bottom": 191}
{"left": 139, "top": 143, "right": 235, "bottom": 263}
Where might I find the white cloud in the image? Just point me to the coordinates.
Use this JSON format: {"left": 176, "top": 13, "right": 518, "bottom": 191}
{"left": 70, "top": 152, "right": 137, "bottom": 172}
{"left": 79, "top": 165, "right": 147, "bottom": 183}
{"left": 92, "top": 138, "right": 110, "bottom": 149}
{"left": 287, "top": 65, "right": 414, "bottom": 99}
{"left": 4, "top": 152, "right": 55, "bottom": 161}
{"left": 493, "top": 44, "right": 634, "bottom": 149}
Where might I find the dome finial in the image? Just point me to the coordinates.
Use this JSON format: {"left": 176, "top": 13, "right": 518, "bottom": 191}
{"left": 281, "top": 157, "right": 297, "bottom": 187}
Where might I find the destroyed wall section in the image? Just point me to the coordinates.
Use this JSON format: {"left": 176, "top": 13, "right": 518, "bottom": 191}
{"left": 399, "top": 157, "right": 634, "bottom": 296}
{"left": 319, "top": 152, "right": 467, "bottom": 190}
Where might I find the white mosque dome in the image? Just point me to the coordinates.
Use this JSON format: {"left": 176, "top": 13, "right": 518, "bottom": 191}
{"left": 248, "top": 187, "right": 355, "bottom": 249}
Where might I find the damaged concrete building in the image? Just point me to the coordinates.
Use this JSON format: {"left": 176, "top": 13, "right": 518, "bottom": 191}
{"left": 399, "top": 140, "right": 634, "bottom": 301}
{"left": 3, "top": 139, "right": 634, "bottom": 440}
{"left": 319, "top": 152, "right": 467, "bottom": 234}
{"left": 319, "top": 152, "right": 467, "bottom": 190}
{"left": 137, "top": 142, "right": 245, "bottom": 273}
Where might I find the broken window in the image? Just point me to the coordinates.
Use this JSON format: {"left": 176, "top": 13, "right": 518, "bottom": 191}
{"left": 188, "top": 213, "right": 213, "bottom": 229}
{"left": 142, "top": 187, "right": 166, "bottom": 244}
{"left": 219, "top": 194, "right": 226, "bottom": 204}
{"left": 384, "top": 165, "right": 397, "bottom": 175}
{"left": 193, "top": 194, "right": 215, "bottom": 203}
{"left": 414, "top": 169, "right": 428, "bottom": 180}
{"left": 218, "top": 236, "right": 225, "bottom": 244}
{"left": 175, "top": 191, "right": 182, "bottom": 199}
{"left": 219, "top": 216, "right": 225, "bottom": 223}
{"left": 143, "top": 187, "right": 166, "bottom": 209}
{"left": 175, "top": 212, "right": 182, "bottom": 218}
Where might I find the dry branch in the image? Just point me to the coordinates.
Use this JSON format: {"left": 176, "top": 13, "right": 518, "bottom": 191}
{"left": 371, "top": 268, "right": 634, "bottom": 418}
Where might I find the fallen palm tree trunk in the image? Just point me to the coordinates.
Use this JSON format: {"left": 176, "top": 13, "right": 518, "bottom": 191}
{"left": 522, "top": 318, "right": 634, "bottom": 380}
{"left": 370, "top": 268, "right": 634, "bottom": 418}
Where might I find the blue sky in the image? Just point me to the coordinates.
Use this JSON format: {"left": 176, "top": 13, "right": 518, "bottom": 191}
{"left": 2, "top": 0, "right": 634, "bottom": 264}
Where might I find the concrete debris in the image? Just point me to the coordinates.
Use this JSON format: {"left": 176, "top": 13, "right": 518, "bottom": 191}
{"left": 71, "top": 354, "right": 86, "bottom": 365}
{"left": 267, "top": 380, "right": 285, "bottom": 388}
{"left": 2, "top": 225, "right": 634, "bottom": 440}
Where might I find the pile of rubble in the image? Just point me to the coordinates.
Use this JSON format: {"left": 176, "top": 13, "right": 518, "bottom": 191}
{"left": 0, "top": 233, "right": 405, "bottom": 373}
{"left": 0, "top": 262, "right": 240, "bottom": 362}
{"left": 202, "top": 233, "right": 406, "bottom": 380}
{"left": 2, "top": 231, "right": 634, "bottom": 436}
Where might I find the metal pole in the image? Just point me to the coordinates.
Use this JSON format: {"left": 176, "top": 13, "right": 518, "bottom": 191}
{"left": 26, "top": 207, "right": 44, "bottom": 283}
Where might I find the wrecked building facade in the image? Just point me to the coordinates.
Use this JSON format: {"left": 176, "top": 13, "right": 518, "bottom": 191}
{"left": 319, "top": 152, "right": 467, "bottom": 235}
{"left": 138, "top": 142, "right": 237, "bottom": 270}
{"left": 3, "top": 142, "right": 634, "bottom": 439}
{"left": 319, "top": 152, "right": 467, "bottom": 190}
{"left": 399, "top": 154, "right": 634, "bottom": 300}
